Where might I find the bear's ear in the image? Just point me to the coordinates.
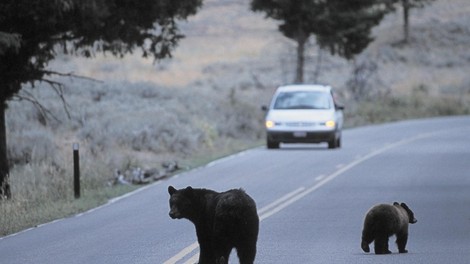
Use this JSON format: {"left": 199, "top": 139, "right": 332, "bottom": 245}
{"left": 185, "top": 186, "right": 193, "bottom": 192}
{"left": 400, "top": 203, "right": 418, "bottom": 223}
{"left": 168, "top": 186, "right": 177, "bottom": 195}
{"left": 393, "top": 202, "right": 399, "bottom": 206}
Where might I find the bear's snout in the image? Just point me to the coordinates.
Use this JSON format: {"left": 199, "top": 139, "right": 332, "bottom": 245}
{"left": 169, "top": 210, "right": 181, "bottom": 219}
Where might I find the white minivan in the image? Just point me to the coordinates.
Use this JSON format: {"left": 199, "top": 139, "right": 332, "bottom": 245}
{"left": 263, "top": 84, "right": 344, "bottom": 149}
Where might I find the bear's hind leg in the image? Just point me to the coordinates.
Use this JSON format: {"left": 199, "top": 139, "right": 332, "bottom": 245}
{"left": 396, "top": 233, "right": 409, "bottom": 253}
{"left": 213, "top": 242, "right": 231, "bottom": 264}
{"left": 216, "top": 256, "right": 228, "bottom": 264}
{"left": 213, "top": 234, "right": 234, "bottom": 262}
{"left": 236, "top": 240, "right": 256, "bottom": 264}
{"left": 374, "top": 236, "right": 391, "bottom": 254}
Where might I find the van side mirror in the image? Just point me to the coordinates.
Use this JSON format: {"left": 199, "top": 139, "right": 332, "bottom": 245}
{"left": 335, "top": 104, "right": 345, "bottom": 110}
{"left": 261, "top": 105, "right": 268, "bottom": 111}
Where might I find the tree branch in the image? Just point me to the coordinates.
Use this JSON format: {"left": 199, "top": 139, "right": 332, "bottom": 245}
{"left": 12, "top": 90, "right": 61, "bottom": 124}
{"left": 40, "top": 70, "right": 103, "bottom": 83}
{"left": 12, "top": 71, "right": 103, "bottom": 125}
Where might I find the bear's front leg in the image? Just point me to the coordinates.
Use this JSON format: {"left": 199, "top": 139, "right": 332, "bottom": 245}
{"left": 361, "top": 227, "right": 374, "bottom": 253}
{"left": 361, "top": 240, "right": 370, "bottom": 253}
{"left": 198, "top": 244, "right": 215, "bottom": 264}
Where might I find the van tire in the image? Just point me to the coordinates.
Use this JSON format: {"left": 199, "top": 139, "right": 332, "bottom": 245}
{"left": 267, "top": 139, "right": 280, "bottom": 149}
{"left": 328, "top": 139, "right": 336, "bottom": 149}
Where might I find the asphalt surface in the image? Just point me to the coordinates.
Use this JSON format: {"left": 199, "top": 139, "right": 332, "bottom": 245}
{"left": 1, "top": 116, "right": 469, "bottom": 264}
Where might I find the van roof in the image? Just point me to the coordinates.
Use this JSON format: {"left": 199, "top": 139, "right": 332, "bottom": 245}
{"left": 276, "top": 84, "right": 332, "bottom": 93}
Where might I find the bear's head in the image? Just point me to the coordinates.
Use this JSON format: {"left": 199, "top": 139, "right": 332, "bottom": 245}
{"left": 168, "top": 186, "right": 197, "bottom": 220}
{"left": 394, "top": 202, "right": 417, "bottom": 224}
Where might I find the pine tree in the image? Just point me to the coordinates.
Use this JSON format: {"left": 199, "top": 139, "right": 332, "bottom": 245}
{"left": 315, "top": 0, "right": 391, "bottom": 60}
{"left": 251, "top": 0, "right": 392, "bottom": 83}
{"left": 251, "top": 0, "right": 325, "bottom": 83}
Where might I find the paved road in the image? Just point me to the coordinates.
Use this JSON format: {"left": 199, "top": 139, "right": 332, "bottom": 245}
{"left": 1, "top": 116, "right": 469, "bottom": 264}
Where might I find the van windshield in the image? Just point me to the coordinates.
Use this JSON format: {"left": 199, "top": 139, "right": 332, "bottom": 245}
{"left": 273, "top": 91, "right": 332, "bottom": 110}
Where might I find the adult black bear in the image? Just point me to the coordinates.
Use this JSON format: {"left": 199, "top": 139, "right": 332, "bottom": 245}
{"left": 361, "top": 202, "right": 417, "bottom": 254}
{"left": 168, "top": 186, "right": 259, "bottom": 264}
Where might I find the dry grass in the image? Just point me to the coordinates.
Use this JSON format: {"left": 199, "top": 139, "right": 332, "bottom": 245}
{"left": 0, "top": 160, "right": 139, "bottom": 236}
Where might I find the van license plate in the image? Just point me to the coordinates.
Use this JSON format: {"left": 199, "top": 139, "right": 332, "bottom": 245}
{"left": 293, "top": 132, "right": 307, "bottom": 137}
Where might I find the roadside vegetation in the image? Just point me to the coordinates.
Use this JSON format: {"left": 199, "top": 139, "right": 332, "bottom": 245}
{"left": 2, "top": 0, "right": 470, "bottom": 237}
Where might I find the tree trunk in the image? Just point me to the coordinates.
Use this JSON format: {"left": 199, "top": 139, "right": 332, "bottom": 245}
{"left": 402, "top": 0, "right": 410, "bottom": 43}
{"left": 295, "top": 36, "right": 307, "bottom": 84}
{"left": 312, "top": 46, "right": 323, "bottom": 83}
{"left": 0, "top": 101, "right": 11, "bottom": 199}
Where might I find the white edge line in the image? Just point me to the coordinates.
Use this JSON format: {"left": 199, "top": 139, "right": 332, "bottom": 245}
{"left": 257, "top": 187, "right": 305, "bottom": 215}
{"left": 205, "top": 148, "right": 256, "bottom": 168}
{"left": 183, "top": 253, "right": 200, "bottom": 264}
{"left": 0, "top": 180, "right": 163, "bottom": 241}
{"left": 163, "top": 241, "right": 199, "bottom": 264}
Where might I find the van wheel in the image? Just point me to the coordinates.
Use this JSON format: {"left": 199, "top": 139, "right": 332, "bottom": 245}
{"left": 328, "top": 138, "right": 338, "bottom": 149}
{"left": 267, "top": 139, "right": 280, "bottom": 149}
{"left": 328, "top": 140, "right": 336, "bottom": 149}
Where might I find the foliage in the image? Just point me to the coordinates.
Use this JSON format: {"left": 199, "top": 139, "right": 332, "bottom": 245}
{"left": 0, "top": 0, "right": 202, "bottom": 101}
{"left": 314, "top": 0, "right": 392, "bottom": 60}
{"left": 0, "top": 0, "right": 202, "bottom": 198}
{"left": 0, "top": 32, "right": 20, "bottom": 55}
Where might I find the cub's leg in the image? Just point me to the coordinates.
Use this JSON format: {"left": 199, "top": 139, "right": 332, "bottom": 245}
{"left": 374, "top": 235, "right": 391, "bottom": 254}
{"left": 396, "top": 232, "right": 409, "bottom": 253}
{"left": 361, "top": 228, "right": 374, "bottom": 253}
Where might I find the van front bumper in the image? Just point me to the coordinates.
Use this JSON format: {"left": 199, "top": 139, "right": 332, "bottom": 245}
{"left": 266, "top": 130, "right": 336, "bottom": 144}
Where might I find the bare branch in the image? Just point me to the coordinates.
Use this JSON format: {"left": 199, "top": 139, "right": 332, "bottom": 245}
{"left": 12, "top": 90, "right": 61, "bottom": 124}
{"left": 36, "top": 70, "right": 102, "bottom": 120}
{"left": 40, "top": 70, "right": 103, "bottom": 83}
{"left": 12, "top": 71, "right": 102, "bottom": 125}
{"left": 41, "top": 78, "right": 72, "bottom": 119}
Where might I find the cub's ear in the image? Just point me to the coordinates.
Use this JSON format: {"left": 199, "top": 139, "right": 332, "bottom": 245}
{"left": 393, "top": 202, "right": 400, "bottom": 206}
{"left": 185, "top": 186, "right": 193, "bottom": 192}
{"left": 400, "top": 202, "right": 409, "bottom": 209}
{"left": 168, "top": 186, "right": 177, "bottom": 195}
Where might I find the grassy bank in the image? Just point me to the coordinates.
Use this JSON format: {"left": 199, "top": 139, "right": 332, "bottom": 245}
{"left": 0, "top": 138, "right": 261, "bottom": 237}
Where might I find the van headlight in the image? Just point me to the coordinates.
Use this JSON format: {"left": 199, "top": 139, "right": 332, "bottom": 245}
{"left": 265, "top": 120, "right": 275, "bottom": 128}
{"left": 325, "top": 120, "right": 336, "bottom": 128}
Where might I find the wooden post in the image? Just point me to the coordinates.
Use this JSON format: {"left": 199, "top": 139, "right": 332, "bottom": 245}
{"left": 73, "top": 143, "right": 80, "bottom": 199}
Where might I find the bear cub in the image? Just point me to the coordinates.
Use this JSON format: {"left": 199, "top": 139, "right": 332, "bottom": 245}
{"left": 361, "top": 202, "right": 417, "bottom": 254}
{"left": 168, "top": 186, "right": 259, "bottom": 264}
